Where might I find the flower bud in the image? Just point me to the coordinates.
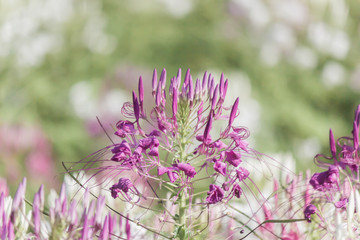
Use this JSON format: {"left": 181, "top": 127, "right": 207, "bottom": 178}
{"left": 132, "top": 91, "right": 140, "bottom": 121}
{"left": 138, "top": 76, "right": 144, "bottom": 116}
{"left": 172, "top": 87, "right": 178, "bottom": 119}
{"left": 229, "top": 98, "right": 239, "bottom": 127}
{"left": 353, "top": 121, "right": 359, "bottom": 150}
{"left": 160, "top": 68, "right": 166, "bottom": 90}
{"left": 211, "top": 85, "right": 218, "bottom": 111}
{"left": 202, "top": 71, "right": 208, "bottom": 96}
{"left": 152, "top": 69, "right": 157, "bottom": 96}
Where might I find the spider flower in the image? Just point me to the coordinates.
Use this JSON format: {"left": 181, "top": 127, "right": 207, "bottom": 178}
{"left": 0, "top": 178, "right": 131, "bottom": 240}
{"left": 303, "top": 105, "right": 360, "bottom": 239}
{"left": 68, "top": 68, "right": 280, "bottom": 239}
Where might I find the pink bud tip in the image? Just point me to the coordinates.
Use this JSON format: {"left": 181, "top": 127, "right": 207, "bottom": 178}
{"left": 188, "top": 76, "right": 194, "bottom": 101}
{"left": 211, "top": 85, "right": 218, "bottom": 110}
{"left": 329, "top": 129, "right": 336, "bottom": 158}
{"left": 184, "top": 69, "right": 191, "bottom": 86}
{"left": 354, "top": 121, "right": 359, "bottom": 150}
{"left": 177, "top": 68, "right": 181, "bottom": 82}
{"left": 355, "top": 105, "right": 360, "bottom": 126}
{"left": 152, "top": 69, "right": 158, "bottom": 95}
{"left": 229, "top": 98, "right": 239, "bottom": 127}
{"left": 160, "top": 68, "right": 166, "bottom": 89}
{"left": 155, "top": 84, "right": 161, "bottom": 107}
{"left": 172, "top": 88, "right": 178, "bottom": 118}
{"left": 202, "top": 71, "right": 208, "bottom": 94}
{"left": 195, "top": 78, "right": 201, "bottom": 99}
{"left": 208, "top": 78, "right": 214, "bottom": 98}
{"left": 132, "top": 91, "right": 140, "bottom": 121}
{"left": 219, "top": 73, "right": 224, "bottom": 97}
{"left": 138, "top": 76, "right": 144, "bottom": 102}
{"left": 12, "top": 178, "right": 26, "bottom": 214}
{"left": 204, "top": 112, "right": 213, "bottom": 143}
{"left": 223, "top": 79, "right": 228, "bottom": 99}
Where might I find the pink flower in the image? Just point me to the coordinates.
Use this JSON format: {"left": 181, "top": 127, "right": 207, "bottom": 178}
{"left": 175, "top": 163, "right": 197, "bottom": 178}
{"left": 206, "top": 184, "right": 224, "bottom": 204}
{"left": 309, "top": 165, "right": 339, "bottom": 192}
{"left": 225, "top": 150, "right": 242, "bottom": 167}
{"left": 304, "top": 204, "right": 317, "bottom": 222}
{"left": 236, "top": 167, "right": 249, "bottom": 182}
{"left": 0, "top": 178, "right": 9, "bottom": 196}
{"left": 214, "top": 161, "right": 227, "bottom": 176}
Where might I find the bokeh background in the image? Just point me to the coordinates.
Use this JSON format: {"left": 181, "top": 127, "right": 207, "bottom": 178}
{"left": 1, "top": 0, "right": 359, "bottom": 193}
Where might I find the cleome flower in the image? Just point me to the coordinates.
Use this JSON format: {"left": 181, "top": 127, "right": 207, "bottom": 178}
{"left": 0, "top": 178, "right": 132, "bottom": 240}
{"left": 67, "top": 68, "right": 283, "bottom": 239}
{"left": 304, "top": 105, "right": 360, "bottom": 239}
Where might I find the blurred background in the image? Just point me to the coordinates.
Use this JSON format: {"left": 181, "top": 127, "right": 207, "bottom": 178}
{"left": 1, "top": 0, "right": 359, "bottom": 193}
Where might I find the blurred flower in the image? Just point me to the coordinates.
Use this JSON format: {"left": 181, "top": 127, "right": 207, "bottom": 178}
{"left": 0, "top": 178, "right": 131, "bottom": 239}
{"left": 291, "top": 46, "right": 318, "bottom": 69}
{"left": 321, "top": 61, "right": 346, "bottom": 88}
{"left": 304, "top": 105, "right": 360, "bottom": 239}
{"left": 0, "top": 178, "right": 9, "bottom": 196}
{"left": 0, "top": 124, "right": 56, "bottom": 186}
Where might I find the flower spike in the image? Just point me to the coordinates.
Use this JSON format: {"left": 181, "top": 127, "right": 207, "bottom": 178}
{"left": 66, "top": 68, "right": 278, "bottom": 239}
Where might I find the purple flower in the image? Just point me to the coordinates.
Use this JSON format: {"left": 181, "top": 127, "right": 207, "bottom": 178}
{"left": 214, "top": 161, "right": 227, "bottom": 176}
{"left": 69, "top": 68, "right": 270, "bottom": 238}
{"left": 236, "top": 167, "right": 249, "bottom": 182}
{"left": 233, "top": 184, "right": 242, "bottom": 198}
{"left": 213, "top": 140, "right": 228, "bottom": 150}
{"left": 222, "top": 181, "right": 230, "bottom": 191}
{"left": 175, "top": 163, "right": 197, "bottom": 178}
{"left": 206, "top": 184, "right": 224, "bottom": 204}
{"left": 158, "top": 166, "right": 170, "bottom": 176}
{"left": 111, "top": 141, "right": 132, "bottom": 162}
{"left": 158, "top": 166, "right": 179, "bottom": 183}
{"left": 334, "top": 197, "right": 348, "bottom": 208}
{"left": 304, "top": 204, "right": 317, "bottom": 222}
{"left": 3, "top": 178, "right": 128, "bottom": 239}
{"left": 229, "top": 128, "right": 249, "bottom": 151}
{"left": 225, "top": 150, "right": 242, "bottom": 167}
{"left": 309, "top": 165, "right": 339, "bottom": 192}
{"left": 115, "top": 121, "right": 136, "bottom": 138}
{"left": 110, "top": 178, "right": 135, "bottom": 200}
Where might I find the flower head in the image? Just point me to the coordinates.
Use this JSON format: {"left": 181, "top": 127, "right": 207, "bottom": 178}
{"left": 67, "top": 68, "right": 279, "bottom": 239}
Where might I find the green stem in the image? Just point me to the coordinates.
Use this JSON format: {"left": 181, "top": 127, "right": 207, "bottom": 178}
{"left": 178, "top": 192, "right": 187, "bottom": 240}
{"left": 175, "top": 100, "right": 192, "bottom": 239}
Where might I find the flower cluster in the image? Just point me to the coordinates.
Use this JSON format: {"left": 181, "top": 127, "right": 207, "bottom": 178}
{"left": 0, "top": 178, "right": 131, "bottom": 239}
{"left": 69, "top": 68, "right": 275, "bottom": 239}
{"left": 304, "top": 105, "right": 360, "bottom": 239}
